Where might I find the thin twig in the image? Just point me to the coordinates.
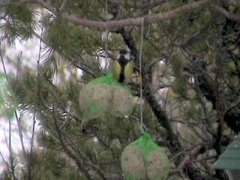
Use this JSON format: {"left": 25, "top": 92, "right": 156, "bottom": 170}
{"left": 0, "top": 43, "right": 17, "bottom": 180}
{"left": 178, "top": 14, "right": 218, "bottom": 48}
{"left": 178, "top": 144, "right": 205, "bottom": 170}
{"left": 139, "top": 17, "right": 144, "bottom": 130}
{"left": 14, "top": 52, "right": 28, "bottom": 167}
{"left": 27, "top": 27, "right": 44, "bottom": 180}
{"left": 15, "top": 112, "right": 27, "bottom": 160}
{"left": 51, "top": 104, "right": 93, "bottom": 179}
{"left": 224, "top": 98, "right": 240, "bottom": 115}
{"left": 0, "top": 150, "right": 9, "bottom": 173}
{"left": 9, "top": 119, "right": 17, "bottom": 180}
{"left": 59, "top": 0, "right": 67, "bottom": 13}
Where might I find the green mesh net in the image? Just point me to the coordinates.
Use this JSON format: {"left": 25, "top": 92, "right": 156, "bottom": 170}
{"left": 121, "top": 133, "right": 171, "bottom": 180}
{"left": 79, "top": 73, "right": 135, "bottom": 119}
{"left": 88, "top": 73, "right": 118, "bottom": 85}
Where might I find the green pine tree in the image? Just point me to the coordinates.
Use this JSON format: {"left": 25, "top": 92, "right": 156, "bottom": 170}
{"left": 0, "top": 0, "right": 240, "bottom": 179}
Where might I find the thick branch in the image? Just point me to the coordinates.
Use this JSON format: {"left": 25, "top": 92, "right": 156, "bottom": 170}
{"left": 0, "top": 0, "right": 212, "bottom": 30}
{"left": 115, "top": 28, "right": 138, "bottom": 60}
{"left": 115, "top": 26, "right": 181, "bottom": 152}
{"left": 143, "top": 77, "right": 182, "bottom": 153}
{"left": 108, "top": 0, "right": 167, "bottom": 9}
{"left": 32, "top": 0, "right": 210, "bottom": 30}
{"left": 213, "top": 5, "right": 240, "bottom": 22}
{"left": 66, "top": 0, "right": 209, "bottom": 30}
{"left": 219, "top": 0, "right": 240, "bottom": 7}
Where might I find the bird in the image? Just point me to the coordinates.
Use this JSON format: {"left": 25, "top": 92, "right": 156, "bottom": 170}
{"left": 112, "top": 49, "right": 134, "bottom": 83}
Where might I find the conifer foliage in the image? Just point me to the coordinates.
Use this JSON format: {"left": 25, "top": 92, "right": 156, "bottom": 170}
{"left": 0, "top": 0, "right": 240, "bottom": 179}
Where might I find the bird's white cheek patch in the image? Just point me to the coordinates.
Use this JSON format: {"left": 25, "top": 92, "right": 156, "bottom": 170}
{"left": 124, "top": 53, "right": 130, "bottom": 60}
{"left": 116, "top": 53, "right": 120, "bottom": 60}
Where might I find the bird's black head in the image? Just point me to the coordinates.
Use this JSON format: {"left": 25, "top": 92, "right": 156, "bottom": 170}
{"left": 117, "top": 49, "right": 131, "bottom": 66}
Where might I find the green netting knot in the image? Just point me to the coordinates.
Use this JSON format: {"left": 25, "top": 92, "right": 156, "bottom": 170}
{"left": 88, "top": 73, "right": 118, "bottom": 85}
{"left": 89, "top": 103, "right": 99, "bottom": 113}
{"left": 135, "top": 133, "right": 160, "bottom": 158}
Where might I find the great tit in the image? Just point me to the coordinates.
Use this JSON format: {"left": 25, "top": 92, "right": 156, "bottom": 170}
{"left": 112, "top": 49, "right": 134, "bottom": 83}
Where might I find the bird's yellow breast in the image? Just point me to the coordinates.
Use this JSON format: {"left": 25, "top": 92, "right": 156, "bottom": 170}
{"left": 112, "top": 60, "right": 133, "bottom": 83}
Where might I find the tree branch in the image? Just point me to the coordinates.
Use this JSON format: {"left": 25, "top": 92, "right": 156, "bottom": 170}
{"left": 33, "top": 0, "right": 210, "bottom": 30}
{"left": 107, "top": 0, "right": 167, "bottom": 9}
{"left": 51, "top": 105, "right": 93, "bottom": 179}
{"left": 213, "top": 5, "right": 240, "bottom": 23}
{"left": 178, "top": 144, "right": 205, "bottom": 170}
{"left": 179, "top": 14, "right": 218, "bottom": 48}
{"left": 219, "top": 0, "right": 240, "bottom": 7}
